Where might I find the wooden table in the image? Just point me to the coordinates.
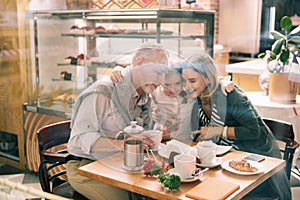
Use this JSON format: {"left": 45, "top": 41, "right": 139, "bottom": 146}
{"left": 78, "top": 150, "right": 285, "bottom": 200}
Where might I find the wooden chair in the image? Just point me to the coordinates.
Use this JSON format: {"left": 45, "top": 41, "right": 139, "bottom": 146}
{"left": 263, "top": 118, "right": 300, "bottom": 179}
{"left": 37, "top": 120, "right": 88, "bottom": 200}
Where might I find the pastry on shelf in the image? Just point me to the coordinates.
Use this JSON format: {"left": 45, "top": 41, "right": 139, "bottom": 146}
{"left": 64, "top": 54, "right": 89, "bottom": 65}
{"left": 95, "top": 25, "right": 106, "bottom": 33}
{"left": 123, "top": 29, "right": 173, "bottom": 35}
{"left": 70, "top": 25, "right": 82, "bottom": 34}
{"left": 106, "top": 24, "right": 125, "bottom": 34}
{"left": 64, "top": 56, "right": 77, "bottom": 65}
{"left": 70, "top": 25, "right": 95, "bottom": 34}
{"left": 95, "top": 25, "right": 125, "bottom": 34}
{"left": 105, "top": 29, "right": 125, "bottom": 34}
{"left": 60, "top": 71, "right": 72, "bottom": 80}
{"left": 83, "top": 26, "right": 95, "bottom": 34}
{"left": 46, "top": 89, "right": 77, "bottom": 107}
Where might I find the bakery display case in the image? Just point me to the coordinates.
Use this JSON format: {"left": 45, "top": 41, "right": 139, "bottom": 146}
{"left": 24, "top": 8, "right": 215, "bottom": 119}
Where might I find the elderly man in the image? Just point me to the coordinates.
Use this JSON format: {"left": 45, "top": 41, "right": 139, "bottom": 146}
{"left": 66, "top": 43, "right": 169, "bottom": 200}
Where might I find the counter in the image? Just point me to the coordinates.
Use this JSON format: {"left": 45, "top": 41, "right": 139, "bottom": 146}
{"left": 226, "top": 59, "right": 266, "bottom": 91}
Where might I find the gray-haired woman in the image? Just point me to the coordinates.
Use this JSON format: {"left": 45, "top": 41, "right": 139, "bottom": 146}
{"left": 182, "top": 53, "right": 291, "bottom": 200}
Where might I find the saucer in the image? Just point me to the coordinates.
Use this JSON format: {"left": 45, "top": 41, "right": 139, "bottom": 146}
{"left": 197, "top": 158, "right": 223, "bottom": 168}
{"left": 168, "top": 168, "right": 200, "bottom": 183}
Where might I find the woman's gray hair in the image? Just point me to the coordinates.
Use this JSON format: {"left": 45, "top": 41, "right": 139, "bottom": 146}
{"left": 184, "top": 53, "right": 220, "bottom": 97}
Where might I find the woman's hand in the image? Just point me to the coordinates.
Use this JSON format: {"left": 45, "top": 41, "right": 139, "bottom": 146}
{"left": 192, "top": 126, "right": 223, "bottom": 142}
{"left": 110, "top": 67, "right": 123, "bottom": 82}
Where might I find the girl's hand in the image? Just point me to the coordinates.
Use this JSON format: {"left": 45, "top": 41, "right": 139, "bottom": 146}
{"left": 219, "top": 76, "right": 234, "bottom": 96}
{"left": 160, "top": 126, "right": 171, "bottom": 141}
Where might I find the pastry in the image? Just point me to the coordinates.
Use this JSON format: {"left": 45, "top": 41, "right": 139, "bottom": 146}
{"left": 229, "top": 159, "right": 258, "bottom": 172}
{"left": 82, "top": 26, "right": 95, "bottom": 34}
{"left": 60, "top": 71, "right": 72, "bottom": 80}
{"left": 64, "top": 54, "right": 89, "bottom": 65}
{"left": 70, "top": 25, "right": 82, "bottom": 34}
{"left": 70, "top": 25, "right": 95, "bottom": 34}
{"left": 95, "top": 25, "right": 106, "bottom": 33}
{"left": 64, "top": 56, "right": 77, "bottom": 65}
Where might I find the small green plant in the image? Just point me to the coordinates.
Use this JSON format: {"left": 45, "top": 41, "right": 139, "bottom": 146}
{"left": 159, "top": 173, "right": 181, "bottom": 191}
{"left": 258, "top": 16, "right": 300, "bottom": 72}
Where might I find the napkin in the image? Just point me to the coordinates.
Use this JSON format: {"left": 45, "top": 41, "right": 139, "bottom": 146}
{"left": 185, "top": 178, "right": 240, "bottom": 200}
{"left": 166, "top": 140, "right": 197, "bottom": 158}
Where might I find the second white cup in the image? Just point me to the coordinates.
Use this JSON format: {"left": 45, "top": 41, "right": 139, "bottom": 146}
{"left": 196, "top": 141, "right": 216, "bottom": 165}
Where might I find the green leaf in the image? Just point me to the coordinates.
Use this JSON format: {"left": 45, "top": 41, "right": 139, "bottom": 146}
{"left": 258, "top": 52, "right": 266, "bottom": 59}
{"left": 269, "top": 51, "right": 277, "bottom": 60}
{"left": 290, "top": 25, "right": 300, "bottom": 35}
{"left": 163, "top": 174, "right": 181, "bottom": 190}
{"left": 158, "top": 173, "right": 168, "bottom": 183}
{"left": 150, "top": 162, "right": 161, "bottom": 175}
{"left": 280, "top": 16, "right": 293, "bottom": 32}
{"left": 279, "top": 49, "right": 290, "bottom": 62}
{"left": 270, "top": 31, "right": 285, "bottom": 40}
{"left": 289, "top": 36, "right": 300, "bottom": 45}
{"left": 271, "top": 38, "right": 285, "bottom": 55}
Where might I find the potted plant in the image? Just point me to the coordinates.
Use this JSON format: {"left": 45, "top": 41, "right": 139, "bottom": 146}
{"left": 258, "top": 16, "right": 300, "bottom": 103}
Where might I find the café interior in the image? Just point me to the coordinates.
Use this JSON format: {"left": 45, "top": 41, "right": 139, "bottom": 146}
{"left": 1, "top": 0, "right": 300, "bottom": 199}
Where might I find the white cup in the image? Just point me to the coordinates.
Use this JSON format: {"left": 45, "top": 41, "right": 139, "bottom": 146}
{"left": 196, "top": 141, "right": 216, "bottom": 165}
{"left": 141, "top": 130, "right": 162, "bottom": 150}
{"left": 174, "top": 154, "right": 196, "bottom": 179}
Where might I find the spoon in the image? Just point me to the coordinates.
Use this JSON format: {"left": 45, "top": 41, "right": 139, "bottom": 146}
{"left": 186, "top": 167, "right": 209, "bottom": 180}
{"left": 194, "top": 167, "right": 209, "bottom": 177}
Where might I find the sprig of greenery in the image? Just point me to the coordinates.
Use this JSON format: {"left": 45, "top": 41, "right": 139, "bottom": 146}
{"left": 158, "top": 173, "right": 181, "bottom": 191}
{"left": 143, "top": 159, "right": 168, "bottom": 176}
{"left": 143, "top": 159, "right": 181, "bottom": 190}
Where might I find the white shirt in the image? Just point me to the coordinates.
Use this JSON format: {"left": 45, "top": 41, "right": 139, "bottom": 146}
{"left": 152, "top": 86, "right": 195, "bottom": 141}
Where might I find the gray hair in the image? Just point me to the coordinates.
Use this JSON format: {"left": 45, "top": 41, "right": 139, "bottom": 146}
{"left": 132, "top": 43, "right": 168, "bottom": 65}
{"left": 184, "top": 53, "right": 220, "bottom": 97}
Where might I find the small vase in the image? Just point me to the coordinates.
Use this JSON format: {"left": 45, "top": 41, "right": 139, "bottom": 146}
{"left": 269, "top": 73, "right": 296, "bottom": 104}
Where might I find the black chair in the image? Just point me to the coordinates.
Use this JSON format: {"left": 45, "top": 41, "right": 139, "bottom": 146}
{"left": 263, "top": 118, "right": 300, "bottom": 179}
{"left": 37, "top": 120, "right": 88, "bottom": 200}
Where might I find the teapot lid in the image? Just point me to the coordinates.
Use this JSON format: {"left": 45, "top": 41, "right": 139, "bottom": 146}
{"left": 123, "top": 121, "right": 144, "bottom": 134}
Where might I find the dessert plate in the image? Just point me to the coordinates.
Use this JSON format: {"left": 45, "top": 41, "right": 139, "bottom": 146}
{"left": 196, "top": 158, "right": 223, "bottom": 168}
{"left": 221, "top": 160, "right": 264, "bottom": 175}
{"left": 215, "top": 145, "right": 232, "bottom": 155}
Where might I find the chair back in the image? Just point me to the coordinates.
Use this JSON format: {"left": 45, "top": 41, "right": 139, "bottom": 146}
{"left": 37, "top": 120, "right": 88, "bottom": 200}
{"left": 37, "top": 120, "right": 71, "bottom": 193}
{"left": 38, "top": 120, "right": 71, "bottom": 148}
{"left": 263, "top": 118, "right": 300, "bottom": 179}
